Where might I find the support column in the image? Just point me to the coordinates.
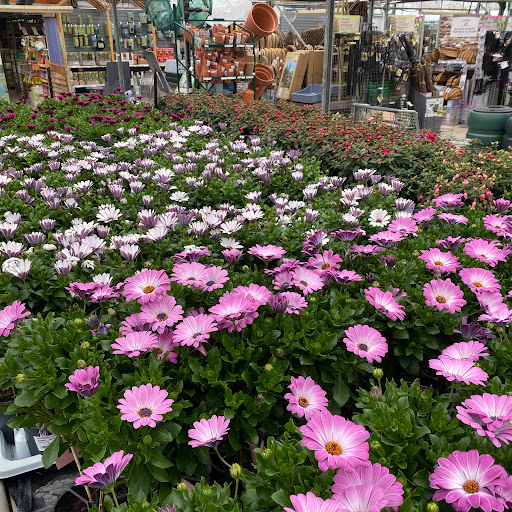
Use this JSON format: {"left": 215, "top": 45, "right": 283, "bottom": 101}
{"left": 321, "top": 0, "right": 336, "bottom": 113}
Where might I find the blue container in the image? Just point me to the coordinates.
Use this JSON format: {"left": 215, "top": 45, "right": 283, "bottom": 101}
{"left": 292, "top": 84, "right": 338, "bottom": 104}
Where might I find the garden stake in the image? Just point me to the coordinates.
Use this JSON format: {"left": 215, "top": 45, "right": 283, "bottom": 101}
{"left": 70, "top": 444, "right": 94, "bottom": 502}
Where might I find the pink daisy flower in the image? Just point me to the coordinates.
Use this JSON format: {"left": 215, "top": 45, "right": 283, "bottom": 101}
{"left": 419, "top": 248, "right": 460, "bottom": 274}
{"left": 188, "top": 415, "right": 230, "bottom": 448}
{"left": 368, "top": 231, "right": 404, "bottom": 247}
{"left": 209, "top": 291, "right": 259, "bottom": 332}
{"left": 332, "top": 462, "right": 404, "bottom": 511}
{"left": 457, "top": 394, "right": 512, "bottom": 448}
{"left": 140, "top": 295, "right": 184, "bottom": 334}
{"left": 387, "top": 217, "right": 418, "bottom": 236}
{"left": 423, "top": 278, "right": 466, "bottom": 314}
{"left": 429, "top": 355, "right": 488, "bottom": 386}
{"left": 364, "top": 287, "right": 406, "bottom": 321}
{"left": 200, "top": 266, "right": 229, "bottom": 291}
{"left": 75, "top": 450, "right": 133, "bottom": 489}
{"left": 284, "top": 376, "right": 328, "bottom": 420}
{"left": 343, "top": 325, "right": 388, "bottom": 363}
{"left": 307, "top": 250, "right": 343, "bottom": 274}
{"left": 437, "top": 236, "right": 466, "bottom": 250}
{"left": 233, "top": 283, "right": 273, "bottom": 306}
{"left": 122, "top": 270, "right": 171, "bottom": 304}
{"left": 429, "top": 450, "right": 506, "bottom": 512}
{"left": 284, "top": 493, "right": 340, "bottom": 512}
{"left": 170, "top": 262, "right": 208, "bottom": 289}
{"left": 483, "top": 214, "right": 511, "bottom": 234}
{"left": 154, "top": 330, "right": 179, "bottom": 363}
{"left": 118, "top": 383, "right": 174, "bottom": 429}
{"left": 173, "top": 313, "right": 218, "bottom": 349}
{"left": 350, "top": 245, "right": 386, "bottom": 257}
{"left": 478, "top": 305, "right": 512, "bottom": 325}
{"left": 441, "top": 341, "right": 489, "bottom": 361}
{"left": 0, "top": 300, "right": 30, "bottom": 336}
{"left": 433, "top": 193, "right": 464, "bottom": 209}
{"left": 120, "top": 312, "right": 151, "bottom": 334}
{"left": 300, "top": 409, "right": 370, "bottom": 472}
{"left": 247, "top": 244, "right": 286, "bottom": 261}
{"left": 438, "top": 213, "right": 469, "bottom": 225}
{"left": 292, "top": 267, "right": 325, "bottom": 295}
{"left": 477, "top": 291, "right": 504, "bottom": 312}
{"left": 65, "top": 366, "right": 100, "bottom": 397}
{"left": 413, "top": 207, "right": 436, "bottom": 223}
{"left": 273, "top": 270, "right": 294, "bottom": 291}
{"left": 496, "top": 476, "right": 512, "bottom": 509}
{"left": 463, "top": 239, "right": 510, "bottom": 267}
{"left": 280, "top": 291, "right": 308, "bottom": 314}
{"left": 327, "top": 269, "right": 363, "bottom": 285}
{"left": 111, "top": 331, "right": 159, "bottom": 358}
{"left": 332, "top": 484, "right": 386, "bottom": 512}
{"left": 460, "top": 268, "right": 501, "bottom": 293}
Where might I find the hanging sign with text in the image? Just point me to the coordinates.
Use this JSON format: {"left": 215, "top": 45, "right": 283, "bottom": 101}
{"left": 334, "top": 15, "right": 361, "bottom": 34}
{"left": 450, "top": 15, "right": 480, "bottom": 38}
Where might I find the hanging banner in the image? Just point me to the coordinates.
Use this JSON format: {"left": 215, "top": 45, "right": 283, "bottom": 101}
{"left": 484, "top": 15, "right": 507, "bottom": 32}
{"left": 334, "top": 15, "right": 361, "bottom": 34}
{"left": 450, "top": 15, "right": 480, "bottom": 38}
{"left": 389, "top": 15, "right": 416, "bottom": 33}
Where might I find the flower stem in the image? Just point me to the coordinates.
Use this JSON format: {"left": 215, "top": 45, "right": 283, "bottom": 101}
{"left": 448, "top": 383, "right": 456, "bottom": 400}
{"left": 214, "top": 445, "right": 231, "bottom": 469}
{"left": 111, "top": 488, "right": 120, "bottom": 508}
{"left": 234, "top": 478, "right": 239, "bottom": 500}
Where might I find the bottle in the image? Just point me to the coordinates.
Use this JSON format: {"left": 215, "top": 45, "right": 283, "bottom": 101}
{"left": 14, "top": 429, "right": 32, "bottom": 459}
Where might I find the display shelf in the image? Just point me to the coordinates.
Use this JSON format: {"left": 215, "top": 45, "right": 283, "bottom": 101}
{"left": 201, "top": 43, "right": 255, "bottom": 49}
{"left": 73, "top": 83, "right": 105, "bottom": 88}
{"left": 70, "top": 63, "right": 164, "bottom": 68}
{"left": 202, "top": 74, "right": 255, "bottom": 81}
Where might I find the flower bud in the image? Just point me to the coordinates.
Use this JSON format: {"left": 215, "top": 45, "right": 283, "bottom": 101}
{"left": 371, "top": 281, "right": 380, "bottom": 288}
{"left": 261, "top": 448, "right": 272, "bottom": 460}
{"left": 310, "top": 297, "right": 316, "bottom": 303}
{"left": 270, "top": 294, "right": 288, "bottom": 313}
{"left": 74, "top": 318, "right": 83, "bottom": 325}
{"left": 202, "top": 486, "right": 212, "bottom": 498}
{"left": 87, "top": 315, "right": 99, "bottom": 329}
{"left": 77, "top": 359, "right": 86, "bottom": 368}
{"left": 370, "top": 386, "right": 382, "bottom": 400}
{"left": 256, "top": 394, "right": 265, "bottom": 404}
{"left": 16, "top": 373, "right": 25, "bottom": 383}
{"left": 373, "top": 368, "right": 384, "bottom": 380}
{"left": 144, "top": 261, "right": 152, "bottom": 269}
{"left": 427, "top": 503, "right": 439, "bottom": 512}
{"left": 242, "top": 265, "right": 250, "bottom": 272}
{"left": 496, "top": 327, "right": 505, "bottom": 334}
{"left": 370, "top": 440, "right": 381, "bottom": 451}
{"left": 80, "top": 341, "right": 90, "bottom": 350}
{"left": 485, "top": 322, "right": 494, "bottom": 329}
{"left": 177, "top": 482, "right": 188, "bottom": 492}
{"left": 143, "top": 435, "right": 152, "bottom": 445}
{"left": 230, "top": 463, "right": 242, "bottom": 479}
{"left": 264, "top": 364, "right": 273, "bottom": 373}
{"left": 276, "top": 348, "right": 284, "bottom": 357}
{"left": 412, "top": 250, "right": 419, "bottom": 257}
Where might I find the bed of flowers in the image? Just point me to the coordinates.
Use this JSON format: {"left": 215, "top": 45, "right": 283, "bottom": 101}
{"left": 0, "top": 96, "right": 511, "bottom": 512}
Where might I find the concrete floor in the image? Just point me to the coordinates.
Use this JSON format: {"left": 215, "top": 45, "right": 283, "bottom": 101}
{"left": 439, "top": 124, "right": 469, "bottom": 139}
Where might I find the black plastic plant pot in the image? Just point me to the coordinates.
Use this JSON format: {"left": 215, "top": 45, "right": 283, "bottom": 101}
{"left": 52, "top": 486, "right": 95, "bottom": 512}
{"left": 24, "top": 427, "right": 45, "bottom": 456}
{"left": 0, "top": 411, "right": 15, "bottom": 445}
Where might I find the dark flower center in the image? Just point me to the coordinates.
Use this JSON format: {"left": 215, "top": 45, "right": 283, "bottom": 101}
{"left": 436, "top": 296, "right": 447, "bottom": 303}
{"left": 357, "top": 343, "right": 369, "bottom": 351}
{"left": 143, "top": 285, "right": 155, "bottom": 294}
{"left": 138, "top": 408, "right": 152, "bottom": 417}
{"left": 325, "top": 441, "right": 342, "bottom": 455}
{"left": 157, "top": 312, "right": 168, "bottom": 321}
{"left": 463, "top": 481, "right": 479, "bottom": 494}
{"left": 187, "top": 277, "right": 196, "bottom": 281}
{"left": 298, "top": 397, "right": 309, "bottom": 407}
{"left": 192, "top": 332, "right": 202, "bottom": 339}
{"left": 490, "top": 415, "right": 497, "bottom": 421}
{"left": 299, "top": 280, "right": 308, "bottom": 286}
{"left": 206, "top": 280, "right": 215, "bottom": 286}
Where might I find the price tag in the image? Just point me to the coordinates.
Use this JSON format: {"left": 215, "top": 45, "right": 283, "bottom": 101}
{"left": 34, "top": 433, "right": 57, "bottom": 451}
{"left": 377, "top": 94, "right": 383, "bottom": 103}
{"left": 500, "top": 61, "right": 510, "bottom": 69}
{"left": 396, "top": 68, "right": 403, "bottom": 77}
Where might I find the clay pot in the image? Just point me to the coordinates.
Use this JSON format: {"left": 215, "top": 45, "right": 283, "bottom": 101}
{"left": 242, "top": 89, "right": 255, "bottom": 101}
{"left": 253, "top": 63, "right": 274, "bottom": 99}
{"left": 243, "top": 3, "right": 278, "bottom": 41}
{"left": 214, "top": 34, "right": 225, "bottom": 44}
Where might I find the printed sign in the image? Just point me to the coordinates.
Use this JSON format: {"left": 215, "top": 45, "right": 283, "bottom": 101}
{"left": 450, "top": 16, "right": 480, "bottom": 38}
{"left": 34, "top": 433, "right": 57, "bottom": 451}
{"left": 389, "top": 15, "right": 416, "bottom": 33}
{"left": 484, "top": 15, "right": 507, "bottom": 32}
{"left": 334, "top": 15, "right": 361, "bottom": 34}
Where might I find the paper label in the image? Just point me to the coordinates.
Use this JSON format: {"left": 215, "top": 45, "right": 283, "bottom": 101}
{"left": 500, "top": 61, "right": 509, "bottom": 69}
{"left": 450, "top": 16, "right": 480, "bottom": 38}
{"left": 334, "top": 15, "right": 361, "bottom": 34}
{"left": 377, "top": 94, "right": 383, "bottom": 103}
{"left": 34, "top": 433, "right": 57, "bottom": 451}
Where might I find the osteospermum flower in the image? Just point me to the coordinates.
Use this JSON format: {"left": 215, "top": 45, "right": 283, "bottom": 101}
{"left": 459, "top": 268, "right": 501, "bottom": 293}
{"left": 0, "top": 300, "right": 30, "bottom": 336}
{"left": 170, "top": 262, "right": 208, "bottom": 289}
{"left": 429, "top": 355, "right": 488, "bottom": 386}
{"left": 75, "top": 451, "right": 133, "bottom": 489}
{"left": 332, "top": 462, "right": 404, "bottom": 511}
{"left": 248, "top": 244, "right": 286, "bottom": 261}
{"left": 327, "top": 269, "right": 363, "bottom": 285}
{"left": 118, "top": 383, "right": 174, "bottom": 429}
{"left": 429, "top": 450, "right": 506, "bottom": 512}
{"left": 300, "top": 409, "right": 370, "bottom": 471}
{"left": 332, "top": 484, "right": 386, "bottom": 512}
{"left": 463, "top": 239, "right": 510, "bottom": 267}
{"left": 209, "top": 291, "right": 259, "bottom": 332}
{"left": 457, "top": 394, "right": 512, "bottom": 448}
{"left": 140, "top": 296, "right": 184, "bottom": 334}
{"left": 284, "top": 493, "right": 341, "bottom": 512}
{"left": 342, "top": 324, "right": 388, "bottom": 363}
{"left": 438, "top": 213, "right": 469, "bottom": 225}
{"left": 413, "top": 208, "right": 436, "bottom": 223}
{"left": 188, "top": 415, "right": 230, "bottom": 448}
{"left": 497, "top": 476, "right": 512, "bottom": 509}
{"left": 365, "top": 287, "right": 406, "bottom": 321}
{"left": 123, "top": 270, "right": 171, "bottom": 304}
{"left": 200, "top": 266, "right": 229, "bottom": 291}
{"left": 478, "top": 305, "right": 512, "bottom": 325}
{"left": 65, "top": 366, "right": 99, "bottom": 397}
{"left": 284, "top": 376, "right": 329, "bottom": 420}
{"left": 111, "top": 331, "right": 159, "bottom": 358}
{"left": 280, "top": 292, "right": 308, "bottom": 314}
{"left": 441, "top": 341, "right": 489, "bottom": 361}
{"left": 368, "top": 209, "right": 390, "bottom": 228}
{"left": 388, "top": 217, "right": 418, "bottom": 236}
{"left": 433, "top": 193, "right": 464, "bottom": 209}
{"left": 423, "top": 278, "right": 466, "bottom": 314}
{"left": 308, "top": 250, "right": 342, "bottom": 273}
{"left": 173, "top": 314, "right": 218, "bottom": 349}
{"left": 483, "top": 215, "right": 511, "bottom": 234}
{"left": 233, "top": 283, "right": 273, "bottom": 306}
{"left": 419, "top": 248, "right": 460, "bottom": 274}
{"left": 291, "top": 267, "right": 325, "bottom": 295}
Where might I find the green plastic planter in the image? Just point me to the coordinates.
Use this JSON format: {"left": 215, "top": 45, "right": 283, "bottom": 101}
{"left": 466, "top": 106, "right": 512, "bottom": 148}
{"left": 500, "top": 116, "right": 512, "bottom": 150}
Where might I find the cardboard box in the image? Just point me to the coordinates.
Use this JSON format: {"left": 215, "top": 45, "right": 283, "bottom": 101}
{"left": 307, "top": 50, "right": 324, "bottom": 85}
{"left": 277, "top": 51, "right": 309, "bottom": 100}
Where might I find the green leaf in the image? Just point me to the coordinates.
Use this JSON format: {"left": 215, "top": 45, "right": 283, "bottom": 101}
{"left": 128, "top": 463, "right": 153, "bottom": 495}
{"left": 14, "top": 391, "right": 39, "bottom": 408}
{"left": 42, "top": 435, "right": 60, "bottom": 469}
{"left": 271, "top": 489, "right": 291, "bottom": 508}
{"left": 333, "top": 376, "right": 349, "bottom": 407}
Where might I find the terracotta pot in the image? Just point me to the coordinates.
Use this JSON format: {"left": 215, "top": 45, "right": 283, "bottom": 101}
{"left": 234, "top": 59, "right": 246, "bottom": 74}
{"left": 254, "top": 64, "right": 274, "bottom": 99}
{"left": 214, "top": 34, "right": 225, "bottom": 44}
{"left": 243, "top": 3, "right": 278, "bottom": 41}
{"left": 225, "top": 34, "right": 235, "bottom": 45}
{"left": 242, "top": 89, "right": 255, "bottom": 101}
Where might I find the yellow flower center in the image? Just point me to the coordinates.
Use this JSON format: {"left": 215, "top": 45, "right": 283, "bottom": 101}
{"left": 143, "top": 285, "right": 155, "bottom": 294}
{"left": 481, "top": 254, "right": 488, "bottom": 260}
{"left": 298, "top": 397, "right": 309, "bottom": 407}
{"left": 434, "top": 261, "right": 443, "bottom": 266}
{"left": 325, "top": 442, "right": 342, "bottom": 455}
{"left": 436, "top": 296, "right": 446, "bottom": 303}
{"left": 321, "top": 263, "right": 329, "bottom": 270}
{"left": 156, "top": 313, "right": 168, "bottom": 321}
{"left": 463, "top": 481, "right": 479, "bottom": 494}
{"left": 473, "top": 282, "right": 483, "bottom": 287}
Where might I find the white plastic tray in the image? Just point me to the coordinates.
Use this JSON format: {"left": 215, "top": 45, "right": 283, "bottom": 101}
{"left": 0, "top": 429, "right": 43, "bottom": 479}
